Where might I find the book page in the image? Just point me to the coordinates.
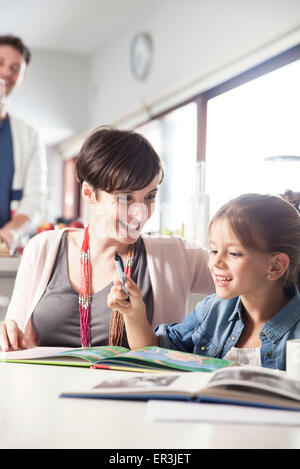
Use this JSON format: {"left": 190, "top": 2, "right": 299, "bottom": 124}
{"left": 0, "top": 346, "right": 72, "bottom": 360}
{"left": 61, "top": 371, "right": 212, "bottom": 398}
{"left": 0, "top": 345, "right": 130, "bottom": 364}
{"left": 207, "top": 366, "right": 300, "bottom": 401}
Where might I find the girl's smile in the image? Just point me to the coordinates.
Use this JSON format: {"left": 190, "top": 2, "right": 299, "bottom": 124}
{"left": 214, "top": 274, "right": 233, "bottom": 287}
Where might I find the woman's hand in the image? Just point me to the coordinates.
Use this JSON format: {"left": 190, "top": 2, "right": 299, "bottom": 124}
{"left": 0, "top": 228, "right": 16, "bottom": 249}
{"left": 0, "top": 319, "right": 30, "bottom": 352}
{"left": 107, "top": 277, "right": 158, "bottom": 349}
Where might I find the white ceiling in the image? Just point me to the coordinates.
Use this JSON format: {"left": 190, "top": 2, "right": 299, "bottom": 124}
{"left": 0, "top": 0, "right": 154, "bottom": 55}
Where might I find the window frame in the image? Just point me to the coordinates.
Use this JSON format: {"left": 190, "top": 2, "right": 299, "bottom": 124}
{"left": 137, "top": 44, "right": 300, "bottom": 165}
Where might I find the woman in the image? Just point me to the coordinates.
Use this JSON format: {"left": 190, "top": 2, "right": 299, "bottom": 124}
{"left": 0, "top": 126, "right": 214, "bottom": 351}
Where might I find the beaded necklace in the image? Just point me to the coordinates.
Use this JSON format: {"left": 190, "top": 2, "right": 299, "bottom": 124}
{"left": 79, "top": 225, "right": 134, "bottom": 347}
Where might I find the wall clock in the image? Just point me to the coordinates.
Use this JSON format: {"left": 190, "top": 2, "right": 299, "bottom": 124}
{"left": 130, "top": 33, "right": 153, "bottom": 80}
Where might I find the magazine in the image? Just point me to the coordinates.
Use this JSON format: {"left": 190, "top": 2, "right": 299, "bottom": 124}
{"left": 0, "top": 345, "right": 236, "bottom": 373}
{"left": 60, "top": 366, "right": 300, "bottom": 411}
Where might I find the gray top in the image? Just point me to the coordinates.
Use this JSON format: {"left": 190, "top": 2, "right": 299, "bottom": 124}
{"left": 32, "top": 232, "right": 153, "bottom": 347}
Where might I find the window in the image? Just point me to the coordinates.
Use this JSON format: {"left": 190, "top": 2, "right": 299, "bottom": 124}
{"left": 138, "top": 102, "right": 198, "bottom": 235}
{"left": 205, "top": 58, "right": 300, "bottom": 217}
{"left": 63, "top": 158, "right": 80, "bottom": 220}
{"left": 136, "top": 45, "right": 300, "bottom": 245}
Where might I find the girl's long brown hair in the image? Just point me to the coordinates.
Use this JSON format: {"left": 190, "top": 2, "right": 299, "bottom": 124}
{"left": 209, "top": 193, "right": 300, "bottom": 288}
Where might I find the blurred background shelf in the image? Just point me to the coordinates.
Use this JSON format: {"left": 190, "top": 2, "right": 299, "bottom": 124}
{"left": 0, "top": 257, "right": 20, "bottom": 320}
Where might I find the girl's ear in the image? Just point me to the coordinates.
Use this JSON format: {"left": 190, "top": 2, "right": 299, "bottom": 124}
{"left": 267, "top": 253, "right": 290, "bottom": 281}
{"left": 81, "top": 181, "right": 97, "bottom": 204}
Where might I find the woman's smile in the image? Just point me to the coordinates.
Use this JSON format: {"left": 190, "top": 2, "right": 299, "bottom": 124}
{"left": 118, "top": 218, "right": 142, "bottom": 237}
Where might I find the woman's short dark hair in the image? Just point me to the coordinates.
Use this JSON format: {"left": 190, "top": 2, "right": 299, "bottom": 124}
{"left": 76, "top": 126, "right": 164, "bottom": 193}
{"left": 0, "top": 35, "right": 31, "bottom": 64}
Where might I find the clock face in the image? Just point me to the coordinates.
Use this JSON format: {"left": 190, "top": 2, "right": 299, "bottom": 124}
{"left": 130, "top": 33, "right": 153, "bottom": 80}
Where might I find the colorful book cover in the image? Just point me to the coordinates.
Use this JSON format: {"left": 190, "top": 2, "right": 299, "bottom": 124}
{"left": 0, "top": 345, "right": 237, "bottom": 372}
{"left": 92, "top": 346, "right": 236, "bottom": 372}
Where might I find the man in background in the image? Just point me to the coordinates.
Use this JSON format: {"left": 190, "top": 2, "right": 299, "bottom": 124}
{"left": 0, "top": 34, "right": 47, "bottom": 252}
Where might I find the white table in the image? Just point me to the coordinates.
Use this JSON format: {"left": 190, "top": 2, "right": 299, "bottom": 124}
{"left": 1, "top": 362, "right": 300, "bottom": 449}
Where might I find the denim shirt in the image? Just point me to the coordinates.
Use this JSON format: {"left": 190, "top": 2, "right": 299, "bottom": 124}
{"left": 155, "top": 284, "right": 300, "bottom": 370}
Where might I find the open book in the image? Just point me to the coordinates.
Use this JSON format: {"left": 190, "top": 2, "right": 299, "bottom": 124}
{"left": 60, "top": 366, "right": 300, "bottom": 412}
{"left": 0, "top": 345, "right": 235, "bottom": 373}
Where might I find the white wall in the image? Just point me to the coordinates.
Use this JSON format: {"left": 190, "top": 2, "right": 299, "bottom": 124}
{"left": 5, "top": 0, "right": 300, "bottom": 221}
{"left": 87, "top": 0, "right": 300, "bottom": 130}
{"left": 7, "top": 0, "right": 300, "bottom": 146}
{"left": 45, "top": 146, "right": 64, "bottom": 223}
{"left": 8, "top": 49, "right": 89, "bottom": 145}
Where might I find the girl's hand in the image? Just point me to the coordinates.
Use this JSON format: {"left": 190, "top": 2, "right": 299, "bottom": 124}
{"left": 0, "top": 319, "right": 30, "bottom": 352}
{"left": 107, "top": 277, "right": 146, "bottom": 321}
{"left": 107, "top": 276, "right": 158, "bottom": 349}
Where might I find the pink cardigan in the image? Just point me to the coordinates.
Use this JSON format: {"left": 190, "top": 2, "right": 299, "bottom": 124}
{"left": 6, "top": 228, "right": 215, "bottom": 342}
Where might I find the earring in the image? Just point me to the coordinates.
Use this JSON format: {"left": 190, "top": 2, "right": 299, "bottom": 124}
{"left": 265, "top": 274, "right": 272, "bottom": 279}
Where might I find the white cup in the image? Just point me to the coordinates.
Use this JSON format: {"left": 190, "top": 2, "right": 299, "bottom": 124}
{"left": 286, "top": 339, "right": 300, "bottom": 381}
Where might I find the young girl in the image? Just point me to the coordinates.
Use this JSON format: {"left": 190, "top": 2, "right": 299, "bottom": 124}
{"left": 108, "top": 193, "right": 300, "bottom": 370}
